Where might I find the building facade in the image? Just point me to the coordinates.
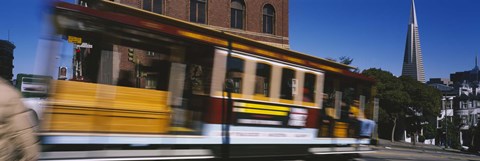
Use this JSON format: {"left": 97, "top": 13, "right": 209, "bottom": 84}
{"left": 110, "top": 0, "right": 289, "bottom": 48}
{"left": 0, "top": 40, "right": 15, "bottom": 81}
{"left": 429, "top": 59, "right": 480, "bottom": 147}
{"left": 72, "top": 0, "right": 289, "bottom": 93}
{"left": 401, "top": 0, "right": 425, "bottom": 83}
{"left": 427, "top": 78, "right": 452, "bottom": 86}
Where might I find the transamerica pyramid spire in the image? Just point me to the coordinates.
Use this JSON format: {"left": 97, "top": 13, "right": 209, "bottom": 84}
{"left": 409, "top": 0, "right": 417, "bottom": 26}
{"left": 402, "top": 0, "right": 425, "bottom": 83}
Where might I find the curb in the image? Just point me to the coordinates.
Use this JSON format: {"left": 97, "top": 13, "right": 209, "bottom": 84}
{"left": 376, "top": 139, "right": 462, "bottom": 153}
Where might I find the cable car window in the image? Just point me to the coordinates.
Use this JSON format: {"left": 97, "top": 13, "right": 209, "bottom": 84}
{"left": 254, "top": 63, "right": 271, "bottom": 97}
{"left": 280, "top": 68, "right": 295, "bottom": 100}
{"left": 303, "top": 73, "right": 316, "bottom": 102}
{"left": 227, "top": 57, "right": 245, "bottom": 93}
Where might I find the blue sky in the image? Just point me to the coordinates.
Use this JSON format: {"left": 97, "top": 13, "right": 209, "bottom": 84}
{"left": 1, "top": 0, "right": 480, "bottom": 80}
{"left": 0, "top": 0, "right": 44, "bottom": 79}
{"left": 290, "top": 0, "right": 480, "bottom": 78}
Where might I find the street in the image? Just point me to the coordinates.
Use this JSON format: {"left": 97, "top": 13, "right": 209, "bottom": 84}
{"left": 353, "top": 146, "right": 480, "bottom": 161}
{"left": 276, "top": 146, "right": 480, "bottom": 161}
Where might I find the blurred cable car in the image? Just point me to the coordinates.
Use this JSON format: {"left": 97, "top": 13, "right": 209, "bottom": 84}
{"left": 38, "top": 1, "right": 378, "bottom": 160}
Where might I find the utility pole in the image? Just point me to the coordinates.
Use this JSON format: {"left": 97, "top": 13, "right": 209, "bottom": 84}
{"left": 444, "top": 95, "right": 448, "bottom": 149}
{"left": 222, "top": 40, "right": 233, "bottom": 159}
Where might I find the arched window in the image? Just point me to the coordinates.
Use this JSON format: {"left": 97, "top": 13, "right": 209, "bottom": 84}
{"left": 190, "top": 0, "right": 207, "bottom": 24}
{"left": 231, "top": 0, "right": 245, "bottom": 29}
{"left": 262, "top": 4, "right": 275, "bottom": 34}
{"left": 143, "top": 0, "right": 163, "bottom": 14}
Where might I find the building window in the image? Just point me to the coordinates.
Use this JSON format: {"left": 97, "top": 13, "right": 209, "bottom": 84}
{"left": 280, "top": 68, "right": 295, "bottom": 100}
{"left": 462, "top": 116, "right": 467, "bottom": 124}
{"left": 262, "top": 4, "right": 275, "bottom": 34}
{"left": 231, "top": 0, "right": 245, "bottom": 29}
{"left": 190, "top": 0, "right": 207, "bottom": 24}
{"left": 254, "top": 63, "right": 271, "bottom": 97}
{"left": 227, "top": 57, "right": 245, "bottom": 93}
{"left": 143, "top": 0, "right": 163, "bottom": 14}
{"left": 147, "top": 51, "right": 156, "bottom": 56}
{"left": 303, "top": 73, "right": 316, "bottom": 102}
{"left": 145, "top": 76, "right": 157, "bottom": 89}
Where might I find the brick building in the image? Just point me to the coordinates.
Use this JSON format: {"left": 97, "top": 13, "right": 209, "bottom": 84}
{"left": 72, "top": 0, "right": 289, "bottom": 91}
{"left": 112, "top": 0, "right": 289, "bottom": 48}
{"left": 0, "top": 40, "right": 15, "bottom": 81}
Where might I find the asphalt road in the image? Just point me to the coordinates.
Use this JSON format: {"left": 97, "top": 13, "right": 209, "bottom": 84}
{"left": 278, "top": 146, "right": 480, "bottom": 161}
{"left": 352, "top": 146, "right": 480, "bottom": 161}
{"left": 42, "top": 145, "right": 479, "bottom": 161}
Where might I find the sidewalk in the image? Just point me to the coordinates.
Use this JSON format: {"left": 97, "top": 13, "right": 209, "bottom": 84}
{"left": 375, "top": 139, "right": 461, "bottom": 153}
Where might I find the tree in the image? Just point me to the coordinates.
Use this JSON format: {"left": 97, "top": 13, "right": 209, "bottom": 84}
{"left": 448, "top": 116, "right": 462, "bottom": 149}
{"left": 362, "top": 69, "right": 442, "bottom": 144}
{"left": 399, "top": 76, "right": 441, "bottom": 144}
{"left": 325, "top": 56, "right": 354, "bottom": 66}
{"left": 328, "top": 56, "right": 359, "bottom": 72}
{"left": 362, "top": 68, "right": 410, "bottom": 142}
{"left": 339, "top": 56, "right": 353, "bottom": 65}
{"left": 423, "top": 122, "right": 436, "bottom": 140}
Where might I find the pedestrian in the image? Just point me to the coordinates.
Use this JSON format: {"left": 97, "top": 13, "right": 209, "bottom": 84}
{"left": 0, "top": 77, "right": 39, "bottom": 161}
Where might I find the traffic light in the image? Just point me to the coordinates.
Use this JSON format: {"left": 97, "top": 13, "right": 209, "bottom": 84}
{"left": 74, "top": 47, "right": 81, "bottom": 60}
{"left": 128, "top": 48, "right": 134, "bottom": 62}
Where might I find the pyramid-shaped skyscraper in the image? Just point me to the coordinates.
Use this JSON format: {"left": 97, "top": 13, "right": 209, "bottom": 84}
{"left": 402, "top": 0, "right": 425, "bottom": 83}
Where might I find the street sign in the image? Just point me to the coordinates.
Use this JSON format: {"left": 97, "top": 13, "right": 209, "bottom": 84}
{"left": 67, "top": 36, "right": 82, "bottom": 44}
{"left": 15, "top": 74, "right": 52, "bottom": 98}
{"left": 76, "top": 43, "right": 93, "bottom": 48}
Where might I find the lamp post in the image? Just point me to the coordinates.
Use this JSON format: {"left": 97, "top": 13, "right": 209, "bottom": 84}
{"left": 444, "top": 96, "right": 448, "bottom": 149}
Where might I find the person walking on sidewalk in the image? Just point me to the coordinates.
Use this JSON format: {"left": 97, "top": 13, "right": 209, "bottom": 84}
{"left": 0, "top": 78, "right": 39, "bottom": 161}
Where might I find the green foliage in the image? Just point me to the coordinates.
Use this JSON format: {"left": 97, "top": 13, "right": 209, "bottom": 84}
{"left": 423, "top": 116, "right": 437, "bottom": 139}
{"left": 339, "top": 56, "right": 353, "bottom": 65}
{"left": 362, "top": 68, "right": 442, "bottom": 141}
{"left": 468, "top": 123, "right": 480, "bottom": 152}
{"left": 447, "top": 118, "right": 461, "bottom": 149}
{"left": 399, "top": 76, "right": 442, "bottom": 138}
{"left": 326, "top": 56, "right": 354, "bottom": 65}
{"left": 362, "top": 68, "right": 410, "bottom": 140}
{"left": 418, "top": 135, "right": 426, "bottom": 142}
{"left": 399, "top": 76, "right": 441, "bottom": 116}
